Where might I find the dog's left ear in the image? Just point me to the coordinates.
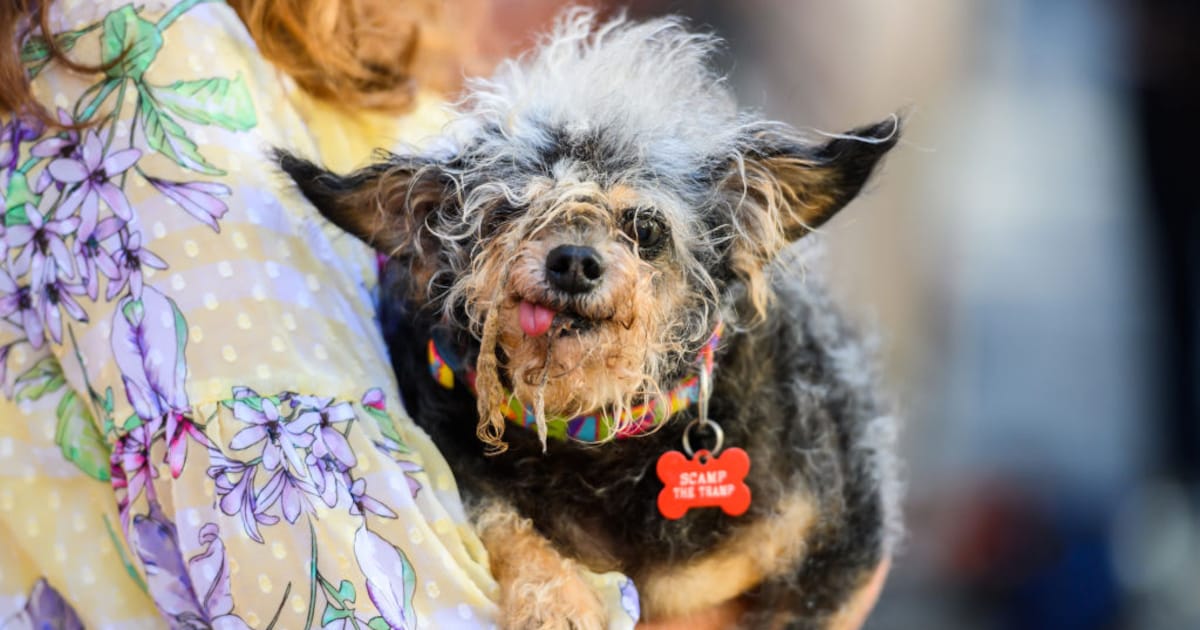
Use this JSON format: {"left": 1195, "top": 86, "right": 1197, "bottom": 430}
{"left": 274, "top": 149, "right": 451, "bottom": 255}
{"left": 726, "top": 115, "right": 900, "bottom": 242}
{"left": 275, "top": 149, "right": 456, "bottom": 300}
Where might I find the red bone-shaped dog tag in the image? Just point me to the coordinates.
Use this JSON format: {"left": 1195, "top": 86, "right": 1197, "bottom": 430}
{"left": 656, "top": 448, "right": 752, "bottom": 520}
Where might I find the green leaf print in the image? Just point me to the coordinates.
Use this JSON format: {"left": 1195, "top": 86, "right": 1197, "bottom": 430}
{"left": 335, "top": 579, "right": 357, "bottom": 605}
{"left": 120, "top": 293, "right": 145, "bottom": 323}
{"left": 400, "top": 556, "right": 417, "bottom": 622}
{"left": 100, "top": 5, "right": 163, "bottom": 79}
{"left": 20, "top": 0, "right": 256, "bottom": 184}
{"left": 366, "top": 617, "right": 390, "bottom": 630}
{"left": 136, "top": 83, "right": 224, "bottom": 175}
{"left": 3, "top": 205, "right": 28, "bottom": 227}
{"left": 321, "top": 604, "right": 354, "bottom": 626}
{"left": 13, "top": 357, "right": 67, "bottom": 402}
{"left": 4, "top": 173, "right": 38, "bottom": 216}
{"left": 363, "top": 405, "right": 405, "bottom": 446}
{"left": 55, "top": 391, "right": 112, "bottom": 481}
{"left": 154, "top": 76, "right": 258, "bottom": 131}
{"left": 123, "top": 413, "right": 144, "bottom": 431}
{"left": 222, "top": 395, "right": 262, "bottom": 413}
{"left": 20, "top": 25, "right": 97, "bottom": 78}
{"left": 20, "top": 31, "right": 82, "bottom": 64}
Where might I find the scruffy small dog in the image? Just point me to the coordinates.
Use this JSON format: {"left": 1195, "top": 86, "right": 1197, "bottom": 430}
{"left": 280, "top": 11, "right": 901, "bottom": 629}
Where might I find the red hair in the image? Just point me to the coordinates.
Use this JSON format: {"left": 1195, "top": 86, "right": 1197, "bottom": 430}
{"left": 0, "top": 0, "right": 473, "bottom": 122}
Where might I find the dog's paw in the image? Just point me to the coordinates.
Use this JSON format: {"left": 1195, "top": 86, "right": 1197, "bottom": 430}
{"left": 476, "top": 502, "right": 609, "bottom": 630}
{"left": 500, "top": 564, "right": 607, "bottom": 630}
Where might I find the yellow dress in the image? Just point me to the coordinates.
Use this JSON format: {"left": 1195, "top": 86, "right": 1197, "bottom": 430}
{"left": 0, "top": 1, "right": 638, "bottom": 627}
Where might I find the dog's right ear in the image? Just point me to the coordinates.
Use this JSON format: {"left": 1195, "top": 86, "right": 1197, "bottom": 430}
{"left": 274, "top": 149, "right": 451, "bottom": 258}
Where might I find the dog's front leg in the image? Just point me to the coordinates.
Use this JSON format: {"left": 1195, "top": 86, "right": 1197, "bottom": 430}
{"left": 476, "top": 501, "right": 609, "bottom": 630}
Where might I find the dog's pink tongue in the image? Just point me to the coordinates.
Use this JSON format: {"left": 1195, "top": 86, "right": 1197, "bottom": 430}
{"left": 519, "top": 301, "right": 557, "bottom": 337}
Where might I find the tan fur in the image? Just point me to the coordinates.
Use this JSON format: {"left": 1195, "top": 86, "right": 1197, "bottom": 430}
{"left": 464, "top": 186, "right": 694, "bottom": 448}
{"left": 475, "top": 272, "right": 513, "bottom": 453}
{"left": 477, "top": 502, "right": 609, "bottom": 630}
{"left": 602, "top": 183, "right": 643, "bottom": 211}
{"left": 723, "top": 153, "right": 847, "bottom": 319}
{"left": 500, "top": 236, "right": 650, "bottom": 412}
{"left": 636, "top": 493, "right": 817, "bottom": 621}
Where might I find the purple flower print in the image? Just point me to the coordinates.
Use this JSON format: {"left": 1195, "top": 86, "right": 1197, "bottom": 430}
{"left": 229, "top": 396, "right": 317, "bottom": 473}
{"left": 33, "top": 167, "right": 54, "bottom": 195}
{"left": 374, "top": 438, "right": 423, "bottom": 499}
{"left": 30, "top": 109, "right": 81, "bottom": 194}
{"left": 362, "top": 388, "right": 386, "bottom": 411}
{"left": 107, "top": 229, "right": 168, "bottom": 300}
{"left": 231, "top": 384, "right": 291, "bottom": 402}
{"left": 187, "top": 523, "right": 252, "bottom": 630}
{"left": 619, "top": 578, "right": 641, "bottom": 622}
{"left": 72, "top": 215, "right": 122, "bottom": 300}
{"left": 0, "top": 577, "right": 84, "bottom": 630}
{"left": 0, "top": 342, "right": 11, "bottom": 386}
{"left": 165, "top": 411, "right": 215, "bottom": 478}
{"left": 48, "top": 130, "right": 140, "bottom": 238}
{"left": 295, "top": 395, "right": 357, "bottom": 469}
{"left": 113, "top": 422, "right": 161, "bottom": 525}
{"left": 0, "top": 122, "right": 13, "bottom": 172}
{"left": 30, "top": 109, "right": 81, "bottom": 161}
{"left": 1, "top": 115, "right": 44, "bottom": 172}
{"left": 34, "top": 262, "right": 87, "bottom": 344}
{"left": 131, "top": 501, "right": 209, "bottom": 628}
{"left": 306, "top": 452, "right": 348, "bottom": 509}
{"left": 145, "top": 175, "right": 231, "bottom": 232}
{"left": 349, "top": 477, "right": 397, "bottom": 519}
{"left": 219, "top": 460, "right": 277, "bottom": 544}
{"left": 257, "top": 467, "right": 314, "bottom": 524}
{"left": 354, "top": 526, "right": 417, "bottom": 630}
{"left": 393, "top": 458, "right": 423, "bottom": 500}
{"left": 206, "top": 449, "right": 247, "bottom": 500}
{"left": 0, "top": 270, "right": 44, "bottom": 349}
{"left": 111, "top": 287, "right": 190, "bottom": 420}
{"left": 213, "top": 457, "right": 275, "bottom": 543}
{"left": 131, "top": 504, "right": 256, "bottom": 629}
{"left": 7, "top": 203, "right": 80, "bottom": 282}
{"left": 361, "top": 387, "right": 408, "bottom": 447}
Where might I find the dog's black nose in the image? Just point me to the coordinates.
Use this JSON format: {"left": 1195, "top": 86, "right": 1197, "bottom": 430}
{"left": 545, "top": 245, "right": 604, "bottom": 294}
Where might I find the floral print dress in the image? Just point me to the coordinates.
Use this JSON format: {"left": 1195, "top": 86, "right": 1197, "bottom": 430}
{"left": 0, "top": 1, "right": 639, "bottom": 628}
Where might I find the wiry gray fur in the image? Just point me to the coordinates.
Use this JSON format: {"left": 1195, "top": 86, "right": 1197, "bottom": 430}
{"left": 425, "top": 10, "right": 745, "bottom": 340}
{"left": 446, "top": 8, "right": 738, "bottom": 183}
{"left": 279, "top": 8, "right": 902, "bottom": 628}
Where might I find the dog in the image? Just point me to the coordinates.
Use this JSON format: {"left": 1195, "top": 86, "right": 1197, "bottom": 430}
{"left": 279, "top": 10, "right": 901, "bottom": 629}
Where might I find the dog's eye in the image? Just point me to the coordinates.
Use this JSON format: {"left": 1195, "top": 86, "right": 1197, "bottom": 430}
{"left": 622, "top": 210, "right": 666, "bottom": 255}
{"left": 484, "top": 202, "right": 521, "bottom": 235}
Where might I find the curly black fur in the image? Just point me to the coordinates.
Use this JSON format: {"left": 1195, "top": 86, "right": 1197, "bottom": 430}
{"left": 381, "top": 263, "right": 897, "bottom": 629}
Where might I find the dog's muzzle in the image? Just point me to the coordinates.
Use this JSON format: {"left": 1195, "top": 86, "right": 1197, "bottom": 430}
{"left": 545, "top": 244, "right": 604, "bottom": 294}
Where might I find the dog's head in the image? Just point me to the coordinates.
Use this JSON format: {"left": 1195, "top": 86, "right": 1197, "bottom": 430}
{"left": 279, "top": 10, "right": 898, "bottom": 448}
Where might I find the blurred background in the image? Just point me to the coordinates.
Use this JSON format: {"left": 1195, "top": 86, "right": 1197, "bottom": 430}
{"left": 460, "top": 1, "right": 1200, "bottom": 628}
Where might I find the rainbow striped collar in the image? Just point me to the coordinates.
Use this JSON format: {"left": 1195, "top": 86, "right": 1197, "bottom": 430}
{"left": 427, "top": 324, "right": 723, "bottom": 443}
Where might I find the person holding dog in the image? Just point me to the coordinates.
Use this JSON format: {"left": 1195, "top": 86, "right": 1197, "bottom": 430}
{"left": 0, "top": 1, "right": 885, "bottom": 628}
